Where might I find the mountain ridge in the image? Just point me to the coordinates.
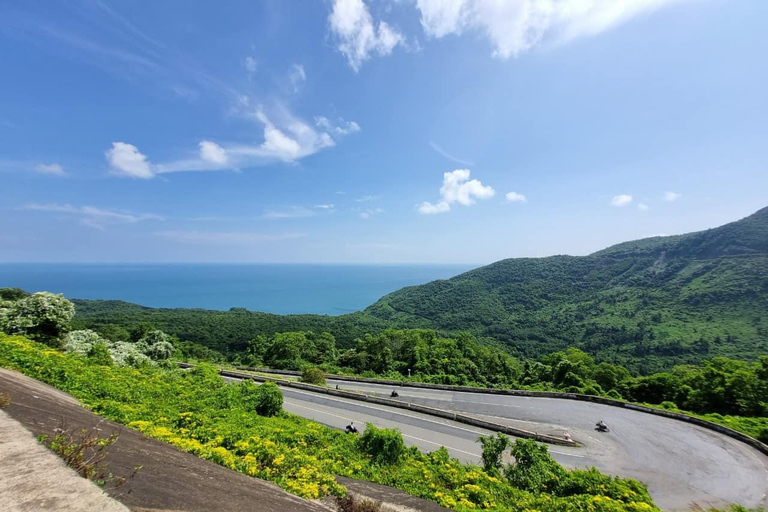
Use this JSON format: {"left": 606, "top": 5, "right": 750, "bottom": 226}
{"left": 363, "top": 206, "right": 768, "bottom": 372}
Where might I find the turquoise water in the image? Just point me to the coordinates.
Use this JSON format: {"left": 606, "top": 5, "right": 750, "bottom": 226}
{"left": 0, "top": 264, "right": 472, "bottom": 315}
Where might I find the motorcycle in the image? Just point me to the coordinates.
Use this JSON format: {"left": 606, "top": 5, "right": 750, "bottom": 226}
{"left": 345, "top": 423, "right": 359, "bottom": 434}
{"left": 595, "top": 421, "right": 610, "bottom": 433}
{"left": 390, "top": 390, "right": 399, "bottom": 398}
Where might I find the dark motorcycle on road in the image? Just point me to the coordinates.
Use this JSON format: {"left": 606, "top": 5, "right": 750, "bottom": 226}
{"left": 595, "top": 421, "right": 610, "bottom": 433}
{"left": 345, "top": 422, "right": 359, "bottom": 434}
{"left": 390, "top": 390, "right": 399, "bottom": 398}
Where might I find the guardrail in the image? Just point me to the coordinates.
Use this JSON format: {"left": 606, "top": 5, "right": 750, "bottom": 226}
{"left": 228, "top": 365, "right": 768, "bottom": 457}
{"left": 178, "top": 363, "right": 576, "bottom": 446}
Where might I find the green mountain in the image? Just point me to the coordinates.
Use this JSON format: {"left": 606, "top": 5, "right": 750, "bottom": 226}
{"left": 364, "top": 207, "right": 768, "bottom": 373}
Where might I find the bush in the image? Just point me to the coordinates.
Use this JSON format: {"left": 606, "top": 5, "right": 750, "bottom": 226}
{"left": 253, "top": 381, "right": 283, "bottom": 417}
{"left": 1, "top": 292, "right": 74, "bottom": 345}
{"left": 478, "top": 432, "right": 510, "bottom": 477}
{"left": 301, "top": 367, "right": 326, "bottom": 386}
{"left": 63, "top": 329, "right": 106, "bottom": 356}
{"left": 358, "top": 424, "right": 406, "bottom": 465}
{"left": 88, "top": 342, "right": 114, "bottom": 366}
{"left": 505, "top": 439, "right": 566, "bottom": 492}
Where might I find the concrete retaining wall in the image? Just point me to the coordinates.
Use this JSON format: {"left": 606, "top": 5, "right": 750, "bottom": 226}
{"left": 227, "top": 365, "right": 768, "bottom": 457}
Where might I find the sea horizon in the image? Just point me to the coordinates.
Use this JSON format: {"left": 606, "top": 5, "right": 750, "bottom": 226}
{"left": 0, "top": 263, "right": 475, "bottom": 315}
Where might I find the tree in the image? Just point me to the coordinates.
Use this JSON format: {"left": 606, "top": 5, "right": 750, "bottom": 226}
{"left": 1, "top": 292, "right": 75, "bottom": 345}
{"left": 253, "top": 382, "right": 283, "bottom": 416}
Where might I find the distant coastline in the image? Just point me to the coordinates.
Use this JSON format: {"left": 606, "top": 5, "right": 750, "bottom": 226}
{"left": 0, "top": 263, "right": 472, "bottom": 315}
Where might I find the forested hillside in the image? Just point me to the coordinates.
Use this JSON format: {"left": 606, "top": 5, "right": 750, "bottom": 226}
{"left": 365, "top": 207, "right": 768, "bottom": 373}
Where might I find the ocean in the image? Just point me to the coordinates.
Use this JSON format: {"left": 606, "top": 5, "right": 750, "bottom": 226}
{"left": 0, "top": 264, "right": 473, "bottom": 315}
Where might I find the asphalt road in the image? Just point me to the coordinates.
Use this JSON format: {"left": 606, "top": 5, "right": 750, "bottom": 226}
{"left": 230, "top": 375, "right": 768, "bottom": 511}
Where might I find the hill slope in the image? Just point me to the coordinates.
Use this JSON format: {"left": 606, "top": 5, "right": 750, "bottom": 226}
{"left": 365, "top": 207, "right": 768, "bottom": 373}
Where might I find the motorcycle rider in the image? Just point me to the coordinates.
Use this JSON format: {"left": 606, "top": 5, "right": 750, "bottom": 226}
{"left": 345, "top": 421, "right": 358, "bottom": 434}
{"left": 390, "top": 390, "right": 399, "bottom": 398}
{"left": 596, "top": 420, "right": 608, "bottom": 431}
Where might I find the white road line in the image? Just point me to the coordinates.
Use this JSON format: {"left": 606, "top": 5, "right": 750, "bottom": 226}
{"left": 285, "top": 401, "right": 479, "bottom": 457}
{"left": 282, "top": 387, "right": 487, "bottom": 437}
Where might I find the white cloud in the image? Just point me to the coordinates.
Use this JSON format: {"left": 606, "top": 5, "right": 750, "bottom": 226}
{"left": 315, "top": 116, "right": 362, "bottom": 137}
{"left": 354, "top": 194, "right": 379, "bottom": 202}
{"left": 199, "top": 141, "right": 228, "bottom": 166}
{"left": 415, "top": 0, "right": 684, "bottom": 58}
{"left": 22, "top": 203, "right": 162, "bottom": 230}
{"left": 156, "top": 230, "right": 305, "bottom": 244}
{"left": 262, "top": 207, "right": 317, "bottom": 219}
{"left": 418, "top": 169, "right": 495, "bottom": 214}
{"left": 505, "top": 191, "right": 527, "bottom": 203}
{"left": 611, "top": 194, "right": 633, "bottom": 207}
{"left": 106, "top": 142, "right": 154, "bottom": 179}
{"left": 663, "top": 191, "right": 681, "bottom": 202}
{"left": 33, "top": 163, "right": 66, "bottom": 176}
{"left": 314, "top": 204, "right": 336, "bottom": 210}
{"left": 289, "top": 64, "right": 306, "bottom": 91}
{"left": 360, "top": 207, "right": 384, "bottom": 219}
{"left": 417, "top": 201, "right": 451, "bottom": 214}
{"left": 329, "top": 0, "right": 405, "bottom": 71}
{"left": 638, "top": 202, "right": 649, "bottom": 211}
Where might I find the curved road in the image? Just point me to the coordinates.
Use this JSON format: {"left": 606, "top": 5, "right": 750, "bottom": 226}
{"left": 232, "top": 374, "right": 768, "bottom": 511}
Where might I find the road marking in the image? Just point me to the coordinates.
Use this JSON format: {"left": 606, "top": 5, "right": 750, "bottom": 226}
{"left": 282, "top": 386, "right": 487, "bottom": 437}
{"left": 285, "top": 401, "right": 479, "bottom": 458}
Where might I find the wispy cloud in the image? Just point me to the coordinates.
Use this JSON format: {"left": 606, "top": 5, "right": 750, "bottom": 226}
{"left": 418, "top": 169, "right": 494, "bottom": 214}
{"left": 328, "top": 0, "right": 405, "bottom": 71}
{"left": 415, "top": 0, "right": 686, "bottom": 59}
{"left": 610, "top": 194, "right": 633, "bottom": 207}
{"left": 663, "top": 191, "right": 682, "bottom": 202}
{"left": 314, "top": 204, "right": 336, "bottom": 210}
{"left": 22, "top": 203, "right": 163, "bottom": 229}
{"left": 33, "top": 163, "right": 67, "bottom": 176}
{"left": 155, "top": 230, "right": 305, "bottom": 244}
{"left": 360, "top": 208, "right": 384, "bottom": 220}
{"left": 638, "top": 202, "right": 649, "bottom": 211}
{"left": 429, "top": 141, "right": 474, "bottom": 166}
{"left": 262, "top": 207, "right": 317, "bottom": 219}
{"left": 289, "top": 63, "right": 306, "bottom": 92}
{"left": 354, "top": 194, "right": 379, "bottom": 203}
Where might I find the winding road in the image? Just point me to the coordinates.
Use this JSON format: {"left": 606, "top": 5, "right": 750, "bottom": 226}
{"left": 227, "top": 374, "right": 768, "bottom": 511}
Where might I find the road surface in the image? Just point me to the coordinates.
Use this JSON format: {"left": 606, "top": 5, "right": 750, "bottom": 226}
{"left": 227, "top": 374, "right": 768, "bottom": 511}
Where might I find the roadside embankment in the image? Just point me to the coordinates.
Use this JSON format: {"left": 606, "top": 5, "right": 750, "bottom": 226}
{"left": 0, "top": 409, "right": 130, "bottom": 512}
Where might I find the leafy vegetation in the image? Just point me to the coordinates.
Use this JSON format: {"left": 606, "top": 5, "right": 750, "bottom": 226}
{"left": 1, "top": 334, "right": 666, "bottom": 512}
{"left": 366, "top": 207, "right": 768, "bottom": 373}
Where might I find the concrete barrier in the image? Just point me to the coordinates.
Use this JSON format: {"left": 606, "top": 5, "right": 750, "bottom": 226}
{"left": 233, "top": 365, "right": 768, "bottom": 457}
{"left": 213, "top": 367, "right": 576, "bottom": 446}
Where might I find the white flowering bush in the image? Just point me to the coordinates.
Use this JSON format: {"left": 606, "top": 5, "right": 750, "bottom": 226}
{"left": 109, "top": 341, "right": 152, "bottom": 367}
{"left": 1, "top": 292, "right": 75, "bottom": 345}
{"left": 139, "top": 330, "right": 175, "bottom": 360}
{"left": 62, "top": 329, "right": 106, "bottom": 356}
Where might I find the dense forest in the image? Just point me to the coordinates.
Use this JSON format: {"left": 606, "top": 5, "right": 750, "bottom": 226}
{"left": 366, "top": 206, "right": 768, "bottom": 373}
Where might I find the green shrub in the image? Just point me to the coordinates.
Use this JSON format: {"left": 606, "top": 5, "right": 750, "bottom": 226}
{"left": 301, "top": 367, "right": 326, "bottom": 386}
{"left": 358, "top": 424, "right": 406, "bottom": 465}
{"left": 88, "top": 342, "right": 113, "bottom": 366}
{"left": 505, "top": 439, "right": 566, "bottom": 492}
{"left": 253, "top": 381, "right": 283, "bottom": 417}
{"left": 478, "top": 432, "right": 510, "bottom": 477}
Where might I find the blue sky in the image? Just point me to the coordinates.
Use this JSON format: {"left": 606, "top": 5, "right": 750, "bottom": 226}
{"left": 1, "top": 0, "right": 767, "bottom": 264}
